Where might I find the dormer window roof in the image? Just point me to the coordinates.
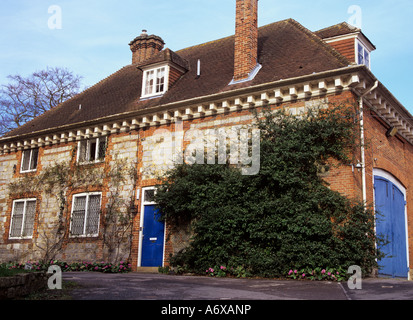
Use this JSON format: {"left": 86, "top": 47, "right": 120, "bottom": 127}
{"left": 315, "top": 22, "right": 376, "bottom": 70}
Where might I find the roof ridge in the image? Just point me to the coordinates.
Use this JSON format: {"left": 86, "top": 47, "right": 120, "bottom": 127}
{"left": 315, "top": 21, "right": 360, "bottom": 34}
{"left": 175, "top": 19, "right": 296, "bottom": 54}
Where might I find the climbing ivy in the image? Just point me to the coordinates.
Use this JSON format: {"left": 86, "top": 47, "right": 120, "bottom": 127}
{"left": 8, "top": 158, "right": 137, "bottom": 264}
{"left": 155, "top": 103, "right": 382, "bottom": 277}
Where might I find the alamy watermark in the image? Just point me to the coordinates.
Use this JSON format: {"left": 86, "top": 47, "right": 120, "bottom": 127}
{"left": 47, "top": 265, "right": 62, "bottom": 290}
{"left": 150, "top": 120, "right": 261, "bottom": 176}
{"left": 348, "top": 5, "right": 362, "bottom": 29}
{"left": 48, "top": 5, "right": 62, "bottom": 30}
{"left": 347, "top": 265, "right": 362, "bottom": 290}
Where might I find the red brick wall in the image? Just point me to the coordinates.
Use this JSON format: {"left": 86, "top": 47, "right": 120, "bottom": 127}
{"left": 327, "top": 38, "right": 356, "bottom": 63}
{"left": 364, "top": 108, "right": 413, "bottom": 275}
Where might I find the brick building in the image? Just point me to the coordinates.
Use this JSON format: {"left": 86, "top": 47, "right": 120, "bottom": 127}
{"left": 0, "top": 0, "right": 412, "bottom": 279}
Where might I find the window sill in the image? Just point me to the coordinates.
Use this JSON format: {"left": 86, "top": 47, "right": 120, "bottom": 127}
{"left": 20, "top": 169, "right": 37, "bottom": 174}
{"left": 140, "top": 93, "right": 165, "bottom": 101}
{"left": 8, "top": 236, "right": 33, "bottom": 241}
{"left": 68, "top": 234, "right": 99, "bottom": 240}
{"left": 77, "top": 160, "right": 105, "bottom": 166}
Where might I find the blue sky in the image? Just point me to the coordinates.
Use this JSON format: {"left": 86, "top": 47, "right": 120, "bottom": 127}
{"left": 1, "top": 0, "right": 412, "bottom": 114}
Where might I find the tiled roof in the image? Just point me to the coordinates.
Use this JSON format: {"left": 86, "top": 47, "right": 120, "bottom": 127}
{"left": 4, "top": 19, "right": 349, "bottom": 138}
{"left": 315, "top": 22, "right": 376, "bottom": 49}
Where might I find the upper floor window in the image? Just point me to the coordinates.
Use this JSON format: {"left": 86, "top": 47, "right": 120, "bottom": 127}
{"left": 141, "top": 66, "right": 168, "bottom": 99}
{"left": 9, "top": 199, "right": 37, "bottom": 239}
{"left": 77, "top": 137, "right": 107, "bottom": 164}
{"left": 21, "top": 148, "right": 39, "bottom": 173}
{"left": 357, "top": 41, "right": 370, "bottom": 69}
{"left": 70, "top": 193, "right": 102, "bottom": 237}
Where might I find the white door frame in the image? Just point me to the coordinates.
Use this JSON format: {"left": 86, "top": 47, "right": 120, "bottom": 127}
{"left": 137, "top": 186, "right": 166, "bottom": 268}
{"left": 373, "top": 168, "right": 410, "bottom": 279}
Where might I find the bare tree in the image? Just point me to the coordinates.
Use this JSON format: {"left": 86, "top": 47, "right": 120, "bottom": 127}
{"left": 0, "top": 67, "right": 83, "bottom": 135}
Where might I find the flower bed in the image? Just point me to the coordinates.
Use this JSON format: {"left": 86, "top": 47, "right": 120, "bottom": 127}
{"left": 286, "top": 267, "right": 349, "bottom": 282}
{"left": 3, "top": 260, "right": 132, "bottom": 274}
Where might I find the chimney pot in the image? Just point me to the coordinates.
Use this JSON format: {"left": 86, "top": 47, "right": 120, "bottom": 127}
{"left": 129, "top": 31, "right": 165, "bottom": 65}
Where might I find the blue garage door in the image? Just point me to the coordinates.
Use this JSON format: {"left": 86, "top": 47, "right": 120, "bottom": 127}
{"left": 141, "top": 205, "right": 165, "bottom": 267}
{"left": 374, "top": 176, "right": 408, "bottom": 278}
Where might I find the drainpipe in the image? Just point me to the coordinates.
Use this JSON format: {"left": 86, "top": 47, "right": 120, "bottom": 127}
{"left": 359, "top": 80, "right": 379, "bottom": 205}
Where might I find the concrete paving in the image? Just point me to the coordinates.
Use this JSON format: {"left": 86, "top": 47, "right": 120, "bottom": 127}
{"left": 61, "top": 272, "right": 413, "bottom": 301}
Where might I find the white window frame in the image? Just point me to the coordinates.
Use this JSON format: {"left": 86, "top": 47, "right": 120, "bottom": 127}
{"left": 69, "top": 192, "right": 102, "bottom": 238}
{"left": 9, "top": 198, "right": 37, "bottom": 239}
{"left": 77, "top": 137, "right": 107, "bottom": 164}
{"left": 20, "top": 148, "right": 39, "bottom": 173}
{"left": 356, "top": 39, "right": 371, "bottom": 69}
{"left": 141, "top": 65, "right": 169, "bottom": 99}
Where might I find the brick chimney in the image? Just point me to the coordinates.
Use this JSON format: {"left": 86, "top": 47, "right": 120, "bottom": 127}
{"left": 129, "top": 30, "right": 165, "bottom": 65}
{"left": 233, "top": 0, "right": 259, "bottom": 83}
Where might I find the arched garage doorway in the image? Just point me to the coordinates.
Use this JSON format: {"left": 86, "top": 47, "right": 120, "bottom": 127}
{"left": 373, "top": 169, "right": 409, "bottom": 278}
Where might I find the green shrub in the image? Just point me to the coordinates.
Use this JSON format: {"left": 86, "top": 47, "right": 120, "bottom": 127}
{"left": 156, "top": 104, "right": 381, "bottom": 278}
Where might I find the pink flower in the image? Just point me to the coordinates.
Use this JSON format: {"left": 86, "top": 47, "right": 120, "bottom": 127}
{"left": 321, "top": 269, "right": 326, "bottom": 274}
{"left": 220, "top": 266, "right": 226, "bottom": 270}
{"left": 294, "top": 270, "right": 297, "bottom": 274}
{"left": 328, "top": 272, "right": 331, "bottom": 276}
{"left": 288, "top": 270, "right": 293, "bottom": 275}
{"left": 95, "top": 266, "right": 98, "bottom": 270}
{"left": 302, "top": 273, "right": 306, "bottom": 278}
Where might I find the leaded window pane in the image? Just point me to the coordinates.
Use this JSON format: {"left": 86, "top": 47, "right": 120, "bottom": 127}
{"left": 10, "top": 202, "right": 24, "bottom": 238}
{"left": 86, "top": 195, "right": 101, "bottom": 235}
{"left": 30, "top": 149, "right": 39, "bottom": 171}
{"left": 71, "top": 196, "right": 86, "bottom": 235}
{"left": 21, "top": 150, "right": 31, "bottom": 171}
{"left": 145, "top": 70, "right": 155, "bottom": 95}
{"left": 78, "top": 141, "right": 87, "bottom": 162}
{"left": 22, "top": 200, "right": 36, "bottom": 237}
{"left": 98, "top": 138, "right": 107, "bottom": 160}
{"left": 156, "top": 67, "right": 165, "bottom": 93}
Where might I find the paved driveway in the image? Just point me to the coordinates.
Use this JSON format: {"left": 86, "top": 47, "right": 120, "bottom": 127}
{"left": 62, "top": 272, "right": 413, "bottom": 301}
{"left": 63, "top": 272, "right": 347, "bottom": 300}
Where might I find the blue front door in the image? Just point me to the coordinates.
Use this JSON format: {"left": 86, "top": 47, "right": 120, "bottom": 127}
{"left": 374, "top": 176, "right": 408, "bottom": 278}
{"left": 141, "top": 205, "right": 165, "bottom": 267}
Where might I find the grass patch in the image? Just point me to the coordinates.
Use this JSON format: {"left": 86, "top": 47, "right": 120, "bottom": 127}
{"left": 0, "top": 267, "right": 37, "bottom": 277}
{"left": 20, "top": 280, "right": 81, "bottom": 300}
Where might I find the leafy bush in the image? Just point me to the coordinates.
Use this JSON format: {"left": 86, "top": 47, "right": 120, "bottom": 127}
{"left": 156, "top": 104, "right": 381, "bottom": 278}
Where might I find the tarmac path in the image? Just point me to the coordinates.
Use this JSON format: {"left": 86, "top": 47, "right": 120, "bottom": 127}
{"left": 63, "top": 272, "right": 350, "bottom": 300}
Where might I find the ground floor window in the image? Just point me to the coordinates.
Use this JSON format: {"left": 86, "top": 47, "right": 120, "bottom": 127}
{"left": 70, "top": 193, "right": 102, "bottom": 237}
{"left": 9, "top": 199, "right": 37, "bottom": 239}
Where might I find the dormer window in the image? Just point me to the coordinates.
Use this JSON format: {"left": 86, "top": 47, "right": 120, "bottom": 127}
{"left": 141, "top": 66, "right": 169, "bottom": 99}
{"left": 357, "top": 40, "right": 371, "bottom": 69}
